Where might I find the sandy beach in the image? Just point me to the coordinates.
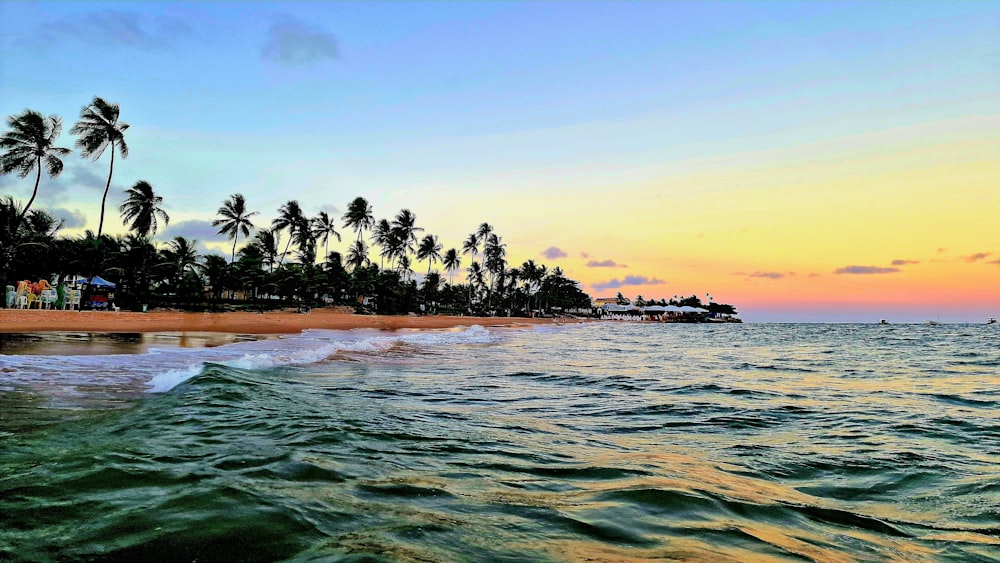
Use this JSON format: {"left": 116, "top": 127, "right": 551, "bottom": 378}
{"left": 0, "top": 308, "right": 564, "bottom": 335}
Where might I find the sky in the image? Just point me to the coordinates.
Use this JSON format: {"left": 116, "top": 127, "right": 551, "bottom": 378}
{"left": 1, "top": 1, "right": 998, "bottom": 322}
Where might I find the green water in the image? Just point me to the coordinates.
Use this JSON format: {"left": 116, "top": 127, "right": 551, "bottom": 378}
{"left": 2, "top": 324, "right": 999, "bottom": 561}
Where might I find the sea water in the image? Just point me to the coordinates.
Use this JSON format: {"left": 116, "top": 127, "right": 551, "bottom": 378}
{"left": 1, "top": 323, "right": 998, "bottom": 562}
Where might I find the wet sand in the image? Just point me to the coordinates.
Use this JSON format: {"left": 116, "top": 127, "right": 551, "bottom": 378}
{"left": 0, "top": 309, "right": 560, "bottom": 336}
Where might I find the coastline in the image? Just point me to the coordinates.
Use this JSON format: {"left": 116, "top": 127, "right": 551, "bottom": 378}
{"left": 0, "top": 308, "right": 568, "bottom": 336}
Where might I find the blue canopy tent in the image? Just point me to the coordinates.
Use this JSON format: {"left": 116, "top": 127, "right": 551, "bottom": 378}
{"left": 73, "top": 275, "right": 116, "bottom": 288}
{"left": 71, "top": 276, "right": 117, "bottom": 310}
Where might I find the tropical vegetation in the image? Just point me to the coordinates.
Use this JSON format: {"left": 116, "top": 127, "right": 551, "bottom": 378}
{"left": 1, "top": 99, "right": 595, "bottom": 315}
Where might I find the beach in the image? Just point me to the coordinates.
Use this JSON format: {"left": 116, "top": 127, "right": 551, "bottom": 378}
{"left": 0, "top": 308, "right": 561, "bottom": 336}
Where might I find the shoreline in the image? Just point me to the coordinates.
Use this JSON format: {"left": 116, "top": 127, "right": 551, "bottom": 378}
{"left": 0, "top": 309, "right": 571, "bottom": 336}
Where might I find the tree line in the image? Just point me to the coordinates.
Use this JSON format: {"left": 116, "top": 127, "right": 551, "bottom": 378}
{"left": 1, "top": 97, "right": 592, "bottom": 314}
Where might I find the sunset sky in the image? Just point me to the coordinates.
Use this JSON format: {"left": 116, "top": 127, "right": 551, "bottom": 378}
{"left": 2, "top": 1, "right": 998, "bottom": 322}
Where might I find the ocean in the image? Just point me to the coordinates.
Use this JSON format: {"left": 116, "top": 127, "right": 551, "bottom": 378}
{"left": 1, "top": 323, "right": 998, "bottom": 562}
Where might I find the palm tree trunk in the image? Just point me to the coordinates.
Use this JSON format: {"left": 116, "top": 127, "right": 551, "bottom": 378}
{"left": 231, "top": 235, "right": 239, "bottom": 264}
{"left": 88, "top": 144, "right": 115, "bottom": 285}
{"left": 96, "top": 144, "right": 115, "bottom": 241}
{"left": 277, "top": 234, "right": 292, "bottom": 267}
{"left": 12, "top": 159, "right": 42, "bottom": 238}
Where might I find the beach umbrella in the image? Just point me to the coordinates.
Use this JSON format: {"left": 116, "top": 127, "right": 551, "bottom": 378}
{"left": 74, "top": 275, "right": 117, "bottom": 288}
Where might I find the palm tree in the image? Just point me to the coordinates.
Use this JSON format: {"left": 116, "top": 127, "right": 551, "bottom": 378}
{"left": 160, "top": 236, "right": 199, "bottom": 289}
{"left": 200, "top": 254, "right": 230, "bottom": 300}
{"left": 120, "top": 180, "right": 169, "bottom": 238}
{"left": 342, "top": 196, "right": 374, "bottom": 243}
{"left": 311, "top": 211, "right": 341, "bottom": 265}
{"left": 291, "top": 215, "right": 315, "bottom": 258}
{"left": 272, "top": 200, "right": 305, "bottom": 267}
{"left": 392, "top": 209, "right": 423, "bottom": 249}
{"left": 484, "top": 233, "right": 507, "bottom": 310}
{"left": 398, "top": 254, "right": 413, "bottom": 283}
{"left": 70, "top": 97, "right": 129, "bottom": 242}
{"left": 422, "top": 271, "right": 442, "bottom": 310}
{"left": 416, "top": 234, "right": 443, "bottom": 277}
{"left": 371, "top": 218, "right": 392, "bottom": 269}
{"left": 466, "top": 260, "right": 486, "bottom": 308}
{"left": 0, "top": 110, "right": 71, "bottom": 240}
{"left": 462, "top": 233, "right": 480, "bottom": 268}
{"left": 476, "top": 222, "right": 493, "bottom": 246}
{"left": 118, "top": 233, "right": 157, "bottom": 308}
{"left": 442, "top": 248, "right": 461, "bottom": 285}
{"left": 346, "top": 239, "right": 369, "bottom": 271}
{"left": 247, "top": 228, "right": 279, "bottom": 273}
{"left": 213, "top": 193, "right": 258, "bottom": 264}
{"left": 385, "top": 227, "right": 412, "bottom": 271}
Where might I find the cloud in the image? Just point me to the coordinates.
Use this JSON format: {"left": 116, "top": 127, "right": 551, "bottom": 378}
{"left": 50, "top": 208, "right": 87, "bottom": 229}
{"left": 891, "top": 259, "right": 920, "bottom": 266}
{"left": 541, "top": 246, "right": 567, "bottom": 260}
{"left": 989, "top": 259, "right": 1000, "bottom": 266}
{"left": 261, "top": 17, "right": 339, "bottom": 66}
{"left": 834, "top": 265, "right": 900, "bottom": 275}
{"left": 33, "top": 10, "right": 192, "bottom": 50}
{"left": 63, "top": 161, "right": 126, "bottom": 195}
{"left": 160, "top": 219, "right": 224, "bottom": 244}
{"left": 964, "top": 252, "right": 992, "bottom": 263}
{"left": 749, "top": 271, "right": 785, "bottom": 279}
{"left": 591, "top": 275, "right": 666, "bottom": 291}
{"left": 580, "top": 252, "right": 589, "bottom": 259}
{"left": 586, "top": 259, "right": 627, "bottom": 268}
{"left": 1, "top": 160, "right": 114, "bottom": 206}
{"left": 316, "top": 204, "right": 341, "bottom": 216}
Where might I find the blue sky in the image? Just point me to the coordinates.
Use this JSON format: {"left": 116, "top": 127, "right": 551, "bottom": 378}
{"left": 2, "top": 1, "right": 998, "bottom": 321}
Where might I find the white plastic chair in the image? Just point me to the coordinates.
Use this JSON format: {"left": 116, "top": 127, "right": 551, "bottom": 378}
{"left": 40, "top": 289, "right": 57, "bottom": 309}
{"left": 66, "top": 290, "right": 82, "bottom": 311}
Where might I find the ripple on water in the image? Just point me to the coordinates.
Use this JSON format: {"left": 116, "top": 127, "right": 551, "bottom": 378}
{"left": 2, "top": 323, "right": 999, "bottom": 561}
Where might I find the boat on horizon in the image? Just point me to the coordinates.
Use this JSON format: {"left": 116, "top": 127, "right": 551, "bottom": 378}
{"left": 988, "top": 317, "right": 997, "bottom": 325}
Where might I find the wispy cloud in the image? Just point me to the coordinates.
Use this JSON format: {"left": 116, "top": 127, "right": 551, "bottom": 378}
{"left": 580, "top": 252, "right": 590, "bottom": 259}
{"left": 261, "top": 16, "right": 339, "bottom": 66}
{"left": 51, "top": 208, "right": 87, "bottom": 229}
{"left": 317, "top": 204, "right": 341, "bottom": 216}
{"left": 67, "top": 163, "right": 105, "bottom": 190}
{"left": 749, "top": 271, "right": 785, "bottom": 279}
{"left": 891, "top": 259, "right": 920, "bottom": 266}
{"left": 160, "top": 219, "right": 223, "bottom": 243}
{"left": 33, "top": 10, "right": 192, "bottom": 50}
{"left": 592, "top": 275, "right": 666, "bottom": 291}
{"left": 586, "top": 259, "right": 627, "bottom": 268}
{"left": 541, "top": 246, "right": 567, "bottom": 260}
{"left": 834, "top": 265, "right": 900, "bottom": 275}
{"left": 964, "top": 252, "right": 992, "bottom": 263}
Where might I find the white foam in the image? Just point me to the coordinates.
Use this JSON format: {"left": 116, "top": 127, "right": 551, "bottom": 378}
{"left": 0, "top": 325, "right": 515, "bottom": 395}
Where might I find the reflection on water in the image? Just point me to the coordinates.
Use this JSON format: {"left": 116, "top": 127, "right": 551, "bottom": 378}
{"left": 1, "top": 323, "right": 998, "bottom": 562}
{"left": 0, "top": 331, "right": 266, "bottom": 356}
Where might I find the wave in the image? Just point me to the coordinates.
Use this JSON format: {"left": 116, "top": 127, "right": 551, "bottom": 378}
{"left": 0, "top": 325, "right": 509, "bottom": 397}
